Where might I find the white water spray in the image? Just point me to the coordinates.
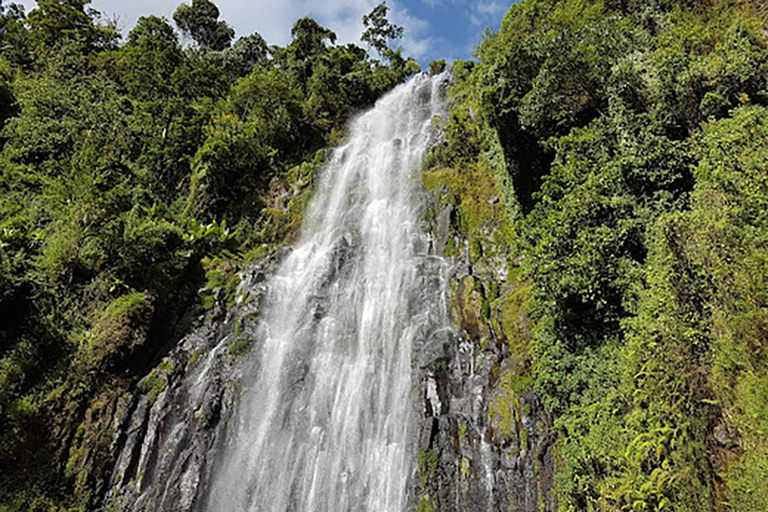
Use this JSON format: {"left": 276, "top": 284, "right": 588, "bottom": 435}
{"left": 206, "top": 73, "right": 450, "bottom": 512}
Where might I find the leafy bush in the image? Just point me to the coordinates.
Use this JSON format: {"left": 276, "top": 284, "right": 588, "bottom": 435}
{"left": 457, "top": 0, "right": 768, "bottom": 509}
{"left": 0, "top": 1, "right": 416, "bottom": 508}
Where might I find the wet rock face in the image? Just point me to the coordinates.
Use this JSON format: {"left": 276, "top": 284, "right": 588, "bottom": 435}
{"left": 96, "top": 154, "right": 556, "bottom": 512}
{"left": 98, "top": 236, "right": 556, "bottom": 512}
{"left": 99, "top": 225, "right": 555, "bottom": 512}
{"left": 414, "top": 289, "right": 556, "bottom": 512}
{"left": 100, "top": 259, "right": 277, "bottom": 511}
{"left": 415, "top": 196, "right": 556, "bottom": 512}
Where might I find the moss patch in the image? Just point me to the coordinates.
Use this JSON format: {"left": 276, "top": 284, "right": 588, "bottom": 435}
{"left": 226, "top": 338, "right": 253, "bottom": 358}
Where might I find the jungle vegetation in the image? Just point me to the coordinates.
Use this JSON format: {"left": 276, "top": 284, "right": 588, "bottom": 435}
{"left": 0, "top": 0, "right": 417, "bottom": 508}
{"left": 433, "top": 0, "right": 768, "bottom": 509}
{"left": 2, "top": 0, "right": 768, "bottom": 510}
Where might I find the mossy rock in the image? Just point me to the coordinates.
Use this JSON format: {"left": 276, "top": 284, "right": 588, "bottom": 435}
{"left": 451, "top": 275, "right": 491, "bottom": 343}
{"left": 416, "top": 495, "right": 437, "bottom": 512}
{"left": 137, "top": 360, "right": 172, "bottom": 405}
{"left": 78, "top": 292, "right": 154, "bottom": 372}
{"left": 226, "top": 338, "right": 253, "bottom": 358}
{"left": 489, "top": 371, "right": 533, "bottom": 441}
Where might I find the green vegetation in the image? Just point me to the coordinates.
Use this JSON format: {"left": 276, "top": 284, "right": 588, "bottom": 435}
{"left": 416, "top": 449, "right": 440, "bottom": 511}
{"left": 2, "top": 0, "right": 768, "bottom": 509}
{"left": 137, "top": 359, "right": 172, "bottom": 405}
{"left": 226, "top": 337, "right": 252, "bottom": 358}
{"left": 432, "top": 0, "right": 768, "bottom": 510}
{"left": 0, "top": 0, "right": 418, "bottom": 508}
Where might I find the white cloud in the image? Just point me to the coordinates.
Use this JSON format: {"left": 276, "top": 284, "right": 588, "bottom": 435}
{"left": 475, "top": 0, "right": 507, "bottom": 16}
{"left": 13, "top": 0, "right": 513, "bottom": 65}
{"left": 386, "top": 1, "right": 433, "bottom": 59}
{"left": 469, "top": 0, "right": 506, "bottom": 26}
{"left": 294, "top": 0, "right": 433, "bottom": 59}
{"left": 14, "top": 0, "right": 433, "bottom": 59}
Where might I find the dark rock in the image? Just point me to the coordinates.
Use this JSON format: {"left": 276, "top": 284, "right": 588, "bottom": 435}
{"left": 100, "top": 257, "right": 277, "bottom": 511}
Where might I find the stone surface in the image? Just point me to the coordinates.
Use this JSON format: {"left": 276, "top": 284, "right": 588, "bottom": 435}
{"left": 412, "top": 159, "right": 556, "bottom": 512}
{"left": 99, "top": 259, "right": 277, "bottom": 511}
{"left": 92, "top": 105, "right": 556, "bottom": 511}
{"left": 96, "top": 195, "right": 557, "bottom": 512}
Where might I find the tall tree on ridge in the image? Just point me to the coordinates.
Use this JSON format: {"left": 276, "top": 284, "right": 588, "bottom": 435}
{"left": 361, "top": 2, "right": 403, "bottom": 59}
{"left": 173, "top": 0, "right": 234, "bottom": 51}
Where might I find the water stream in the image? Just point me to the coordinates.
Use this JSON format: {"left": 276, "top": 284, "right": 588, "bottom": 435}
{"left": 205, "top": 73, "right": 450, "bottom": 512}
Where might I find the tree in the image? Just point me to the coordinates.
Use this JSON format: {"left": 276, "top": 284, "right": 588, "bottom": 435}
{"left": 0, "top": 2, "right": 31, "bottom": 69}
{"left": 25, "top": 0, "right": 117, "bottom": 51}
{"left": 289, "top": 17, "right": 336, "bottom": 62}
{"left": 121, "top": 16, "right": 183, "bottom": 100}
{"left": 225, "top": 32, "right": 268, "bottom": 76}
{"left": 283, "top": 17, "right": 337, "bottom": 92}
{"left": 361, "top": 2, "right": 403, "bottom": 59}
{"left": 173, "top": 0, "right": 234, "bottom": 51}
{"left": 0, "top": 0, "right": 421, "bottom": 507}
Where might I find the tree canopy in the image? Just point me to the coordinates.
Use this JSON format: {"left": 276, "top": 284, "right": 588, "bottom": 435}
{"left": 173, "top": 0, "right": 234, "bottom": 50}
{"left": 362, "top": 2, "right": 403, "bottom": 58}
{"left": 0, "top": 1, "right": 419, "bottom": 508}
{"left": 427, "top": 0, "right": 768, "bottom": 510}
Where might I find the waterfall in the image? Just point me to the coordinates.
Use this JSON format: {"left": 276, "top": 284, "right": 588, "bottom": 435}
{"left": 205, "top": 73, "right": 450, "bottom": 512}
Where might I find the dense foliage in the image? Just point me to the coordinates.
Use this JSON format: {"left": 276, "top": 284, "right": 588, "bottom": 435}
{"left": 437, "top": 0, "right": 768, "bottom": 510}
{"left": 0, "top": 0, "right": 418, "bottom": 508}
{"left": 3, "top": 0, "right": 768, "bottom": 510}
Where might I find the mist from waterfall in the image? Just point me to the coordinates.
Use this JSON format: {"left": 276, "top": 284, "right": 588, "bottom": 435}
{"left": 205, "top": 73, "right": 451, "bottom": 512}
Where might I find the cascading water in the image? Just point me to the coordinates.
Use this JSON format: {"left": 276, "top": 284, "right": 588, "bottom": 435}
{"left": 205, "top": 73, "right": 450, "bottom": 512}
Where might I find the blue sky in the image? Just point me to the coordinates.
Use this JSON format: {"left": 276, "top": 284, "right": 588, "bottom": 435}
{"left": 15, "top": 0, "right": 510, "bottom": 66}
